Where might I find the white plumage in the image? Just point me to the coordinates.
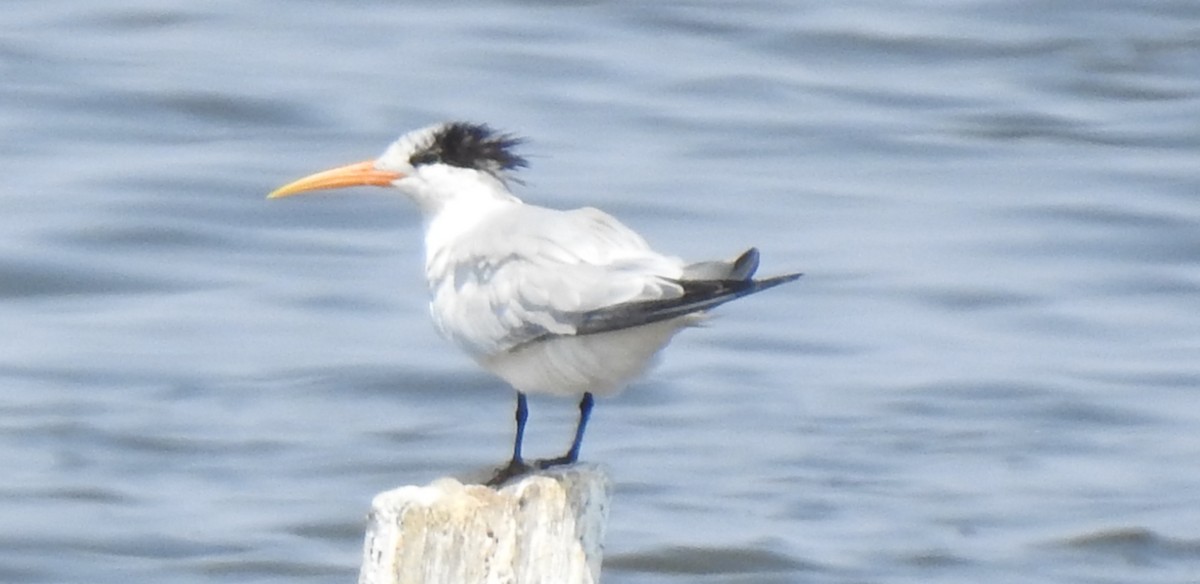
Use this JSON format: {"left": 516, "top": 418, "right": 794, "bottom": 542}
{"left": 269, "top": 122, "right": 800, "bottom": 484}
{"left": 426, "top": 203, "right": 692, "bottom": 396}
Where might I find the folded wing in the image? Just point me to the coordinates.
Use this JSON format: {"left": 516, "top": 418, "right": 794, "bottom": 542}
{"left": 427, "top": 206, "right": 685, "bottom": 355}
{"left": 427, "top": 207, "right": 801, "bottom": 357}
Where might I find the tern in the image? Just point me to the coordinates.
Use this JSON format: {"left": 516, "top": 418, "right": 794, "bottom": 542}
{"left": 269, "top": 122, "right": 801, "bottom": 485}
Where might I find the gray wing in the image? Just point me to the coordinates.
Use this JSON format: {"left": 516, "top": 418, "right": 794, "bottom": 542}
{"left": 427, "top": 205, "right": 688, "bottom": 356}
{"left": 430, "top": 209, "right": 801, "bottom": 356}
{"left": 564, "top": 248, "right": 801, "bottom": 336}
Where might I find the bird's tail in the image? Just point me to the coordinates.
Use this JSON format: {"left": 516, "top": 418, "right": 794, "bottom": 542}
{"left": 682, "top": 247, "right": 761, "bottom": 281}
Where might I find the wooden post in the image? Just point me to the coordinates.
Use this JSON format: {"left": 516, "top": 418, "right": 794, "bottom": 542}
{"left": 359, "top": 464, "right": 611, "bottom": 584}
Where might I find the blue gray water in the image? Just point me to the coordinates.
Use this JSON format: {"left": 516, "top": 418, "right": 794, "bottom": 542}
{"left": 3, "top": 1, "right": 1199, "bottom": 582}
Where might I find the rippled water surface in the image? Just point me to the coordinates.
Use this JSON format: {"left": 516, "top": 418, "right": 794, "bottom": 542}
{"left": 3, "top": 1, "right": 1199, "bottom": 582}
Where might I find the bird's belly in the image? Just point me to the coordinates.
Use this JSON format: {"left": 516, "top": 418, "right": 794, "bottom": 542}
{"left": 480, "top": 316, "right": 698, "bottom": 398}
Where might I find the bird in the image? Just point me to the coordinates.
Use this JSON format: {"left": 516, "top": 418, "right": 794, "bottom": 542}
{"left": 268, "top": 122, "right": 801, "bottom": 486}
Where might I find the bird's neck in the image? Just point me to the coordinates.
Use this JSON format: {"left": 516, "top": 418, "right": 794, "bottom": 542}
{"left": 412, "top": 167, "right": 522, "bottom": 283}
{"left": 422, "top": 196, "right": 518, "bottom": 277}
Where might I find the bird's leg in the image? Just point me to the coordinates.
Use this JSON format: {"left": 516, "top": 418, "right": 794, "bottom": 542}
{"left": 486, "top": 392, "right": 532, "bottom": 487}
{"left": 537, "top": 392, "right": 594, "bottom": 469}
{"left": 512, "top": 391, "right": 529, "bottom": 462}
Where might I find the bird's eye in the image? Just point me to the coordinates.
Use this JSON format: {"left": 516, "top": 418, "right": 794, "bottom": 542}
{"left": 411, "top": 151, "right": 441, "bottom": 166}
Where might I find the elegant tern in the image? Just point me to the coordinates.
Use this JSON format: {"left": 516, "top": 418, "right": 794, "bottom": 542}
{"left": 269, "top": 122, "right": 801, "bottom": 485}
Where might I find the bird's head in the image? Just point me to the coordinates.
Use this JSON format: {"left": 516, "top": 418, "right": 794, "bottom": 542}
{"left": 268, "top": 122, "right": 527, "bottom": 213}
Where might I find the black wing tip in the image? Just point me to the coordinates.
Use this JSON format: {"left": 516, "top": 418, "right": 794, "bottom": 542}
{"left": 751, "top": 271, "right": 803, "bottom": 292}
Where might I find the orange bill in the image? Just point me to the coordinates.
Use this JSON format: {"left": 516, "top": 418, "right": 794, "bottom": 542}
{"left": 267, "top": 160, "right": 404, "bottom": 199}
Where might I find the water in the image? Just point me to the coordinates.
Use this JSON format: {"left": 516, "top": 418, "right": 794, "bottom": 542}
{"left": 3, "top": 1, "right": 1199, "bottom": 582}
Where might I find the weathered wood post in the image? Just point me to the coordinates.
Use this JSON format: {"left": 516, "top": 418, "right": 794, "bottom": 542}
{"left": 358, "top": 464, "right": 612, "bottom": 584}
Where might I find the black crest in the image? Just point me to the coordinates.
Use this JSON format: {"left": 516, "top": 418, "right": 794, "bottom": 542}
{"left": 411, "top": 122, "right": 527, "bottom": 175}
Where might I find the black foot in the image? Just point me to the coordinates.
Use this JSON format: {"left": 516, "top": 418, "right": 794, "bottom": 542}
{"left": 535, "top": 455, "right": 577, "bottom": 470}
{"left": 485, "top": 458, "right": 533, "bottom": 487}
